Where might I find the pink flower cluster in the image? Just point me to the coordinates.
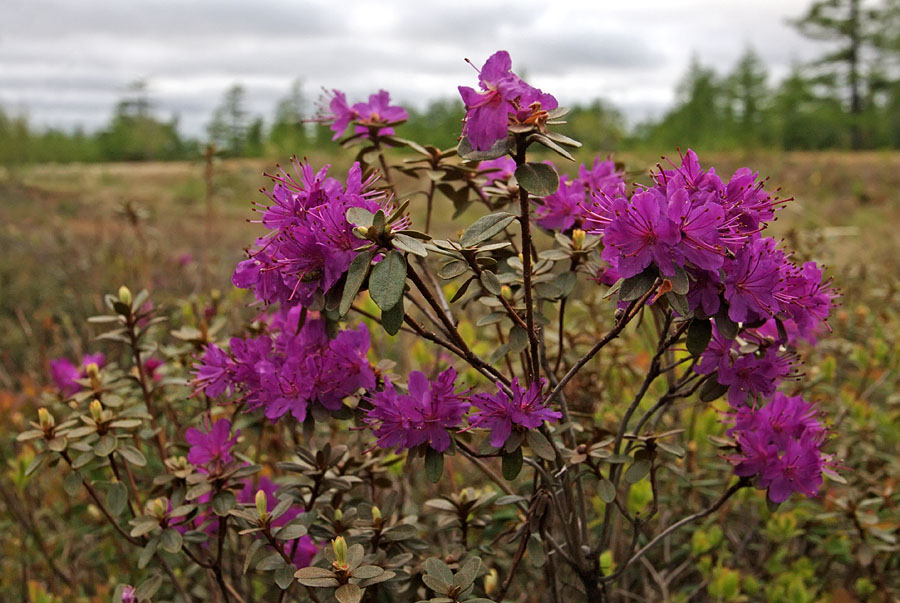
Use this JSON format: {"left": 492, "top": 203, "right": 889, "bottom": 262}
{"left": 193, "top": 307, "right": 375, "bottom": 423}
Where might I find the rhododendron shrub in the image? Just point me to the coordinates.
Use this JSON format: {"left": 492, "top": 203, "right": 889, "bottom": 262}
{"left": 20, "top": 50, "right": 841, "bottom": 602}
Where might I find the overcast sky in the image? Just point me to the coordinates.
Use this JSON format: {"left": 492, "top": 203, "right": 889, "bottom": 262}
{"left": 0, "top": 0, "right": 825, "bottom": 137}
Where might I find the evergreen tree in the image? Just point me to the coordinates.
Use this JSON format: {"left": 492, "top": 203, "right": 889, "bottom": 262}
{"left": 792, "top": 0, "right": 886, "bottom": 147}
{"left": 269, "top": 80, "right": 308, "bottom": 155}
{"left": 207, "top": 84, "right": 250, "bottom": 156}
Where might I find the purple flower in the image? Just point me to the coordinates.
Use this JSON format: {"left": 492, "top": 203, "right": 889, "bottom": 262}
{"left": 193, "top": 315, "right": 376, "bottom": 424}
{"left": 234, "top": 159, "right": 385, "bottom": 308}
{"left": 50, "top": 358, "right": 80, "bottom": 396}
{"left": 193, "top": 343, "right": 235, "bottom": 398}
{"left": 723, "top": 237, "right": 781, "bottom": 323}
{"left": 351, "top": 90, "right": 408, "bottom": 136}
{"left": 320, "top": 89, "right": 407, "bottom": 141}
{"left": 185, "top": 418, "right": 239, "bottom": 473}
{"left": 49, "top": 353, "right": 106, "bottom": 396}
{"left": 324, "top": 90, "right": 357, "bottom": 140}
{"left": 727, "top": 392, "right": 830, "bottom": 503}
{"left": 458, "top": 50, "right": 558, "bottom": 151}
{"left": 366, "top": 368, "right": 469, "bottom": 452}
{"left": 121, "top": 585, "right": 136, "bottom": 603}
{"left": 716, "top": 347, "right": 791, "bottom": 407}
{"left": 469, "top": 378, "right": 561, "bottom": 448}
{"left": 761, "top": 435, "right": 825, "bottom": 502}
{"left": 479, "top": 156, "right": 517, "bottom": 184}
{"left": 535, "top": 174, "right": 584, "bottom": 231}
{"left": 599, "top": 189, "right": 682, "bottom": 278}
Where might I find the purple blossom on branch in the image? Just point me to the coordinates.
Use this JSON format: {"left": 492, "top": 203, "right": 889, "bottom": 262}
{"left": 185, "top": 418, "right": 239, "bottom": 474}
{"left": 469, "top": 378, "right": 561, "bottom": 448}
{"left": 727, "top": 393, "right": 829, "bottom": 503}
{"left": 458, "top": 50, "right": 558, "bottom": 151}
{"left": 365, "top": 368, "right": 469, "bottom": 452}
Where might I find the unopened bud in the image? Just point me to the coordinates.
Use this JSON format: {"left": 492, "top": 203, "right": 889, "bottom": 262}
{"left": 118, "top": 286, "right": 132, "bottom": 307}
{"left": 90, "top": 399, "right": 103, "bottom": 422}
{"left": 332, "top": 536, "right": 348, "bottom": 567}
{"left": 484, "top": 568, "right": 499, "bottom": 595}
{"left": 334, "top": 508, "right": 343, "bottom": 522}
{"left": 572, "top": 229, "right": 586, "bottom": 249}
{"left": 38, "top": 408, "right": 54, "bottom": 431}
{"left": 371, "top": 506, "right": 382, "bottom": 523}
{"left": 86, "top": 363, "right": 101, "bottom": 389}
{"left": 255, "top": 490, "right": 268, "bottom": 518}
{"left": 150, "top": 497, "right": 167, "bottom": 518}
{"left": 500, "top": 285, "right": 513, "bottom": 300}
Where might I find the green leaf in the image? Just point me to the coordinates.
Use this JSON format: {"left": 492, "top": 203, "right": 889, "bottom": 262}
{"left": 453, "top": 557, "right": 481, "bottom": 590}
{"left": 715, "top": 305, "right": 739, "bottom": 340}
{"left": 107, "top": 482, "right": 128, "bottom": 516}
{"left": 212, "top": 490, "right": 236, "bottom": 516}
{"left": 527, "top": 533, "right": 547, "bottom": 567}
{"left": 460, "top": 212, "right": 516, "bottom": 248}
{"left": 346, "top": 207, "right": 375, "bottom": 228}
{"left": 335, "top": 583, "right": 363, "bottom": 603}
{"left": 381, "top": 297, "right": 405, "bottom": 336}
{"left": 669, "top": 265, "right": 690, "bottom": 295}
{"left": 392, "top": 233, "right": 428, "bottom": 257}
{"left": 137, "top": 537, "right": 157, "bottom": 569}
{"left": 257, "top": 552, "right": 287, "bottom": 571}
{"left": 369, "top": 250, "right": 407, "bottom": 311}
{"left": 686, "top": 318, "right": 713, "bottom": 357}
{"left": 63, "top": 471, "right": 82, "bottom": 496}
{"left": 526, "top": 430, "right": 556, "bottom": 461}
{"left": 438, "top": 260, "right": 469, "bottom": 280}
{"left": 700, "top": 376, "right": 729, "bottom": 402}
{"left": 134, "top": 573, "right": 163, "bottom": 601}
{"left": 619, "top": 267, "right": 657, "bottom": 302}
{"left": 597, "top": 478, "right": 616, "bottom": 503}
{"left": 458, "top": 135, "right": 511, "bottom": 161}
{"left": 665, "top": 291, "right": 689, "bottom": 316}
{"left": 449, "top": 277, "right": 476, "bottom": 304}
{"left": 117, "top": 445, "right": 147, "bottom": 467}
{"left": 340, "top": 249, "right": 376, "bottom": 316}
{"left": 424, "top": 447, "right": 444, "bottom": 483}
{"left": 657, "top": 441, "right": 686, "bottom": 458}
{"left": 274, "top": 563, "right": 297, "bottom": 589}
{"left": 159, "top": 527, "right": 183, "bottom": 554}
{"left": 425, "top": 557, "right": 454, "bottom": 585}
{"left": 514, "top": 162, "right": 559, "bottom": 196}
{"left": 508, "top": 326, "right": 530, "bottom": 355}
{"left": 624, "top": 459, "right": 652, "bottom": 484}
{"left": 242, "top": 539, "right": 264, "bottom": 575}
{"left": 480, "top": 270, "right": 502, "bottom": 295}
{"left": 502, "top": 447, "right": 523, "bottom": 480}
{"left": 93, "top": 434, "right": 117, "bottom": 457}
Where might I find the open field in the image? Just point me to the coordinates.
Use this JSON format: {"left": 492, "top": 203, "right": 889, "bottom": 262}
{"left": 1, "top": 150, "right": 899, "bottom": 601}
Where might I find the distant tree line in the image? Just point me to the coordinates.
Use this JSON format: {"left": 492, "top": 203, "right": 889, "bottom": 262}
{"left": 1, "top": 0, "right": 898, "bottom": 166}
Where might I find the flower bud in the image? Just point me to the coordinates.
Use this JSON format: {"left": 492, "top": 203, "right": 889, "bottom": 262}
{"left": 500, "top": 285, "right": 513, "bottom": 300}
{"left": 86, "top": 363, "right": 101, "bottom": 390}
{"left": 149, "top": 497, "right": 167, "bottom": 518}
{"left": 38, "top": 408, "right": 54, "bottom": 431}
{"left": 371, "top": 506, "right": 382, "bottom": 523}
{"left": 572, "top": 229, "right": 586, "bottom": 249}
{"left": 255, "top": 490, "right": 268, "bottom": 519}
{"left": 334, "top": 508, "right": 343, "bottom": 522}
{"left": 484, "top": 568, "right": 499, "bottom": 595}
{"left": 332, "top": 536, "right": 348, "bottom": 568}
{"left": 90, "top": 399, "right": 103, "bottom": 422}
{"left": 118, "top": 286, "right": 132, "bottom": 307}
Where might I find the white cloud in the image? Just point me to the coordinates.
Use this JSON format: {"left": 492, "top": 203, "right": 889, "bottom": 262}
{"left": 0, "top": 0, "right": 825, "bottom": 136}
